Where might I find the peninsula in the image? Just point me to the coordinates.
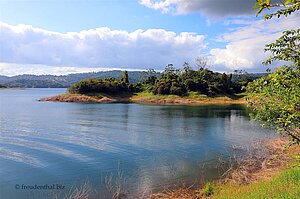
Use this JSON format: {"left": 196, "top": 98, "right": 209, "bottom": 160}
{"left": 40, "top": 67, "right": 248, "bottom": 105}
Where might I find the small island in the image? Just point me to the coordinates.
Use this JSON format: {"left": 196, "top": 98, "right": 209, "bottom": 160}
{"left": 0, "top": 84, "right": 7, "bottom": 89}
{"left": 40, "top": 65, "right": 249, "bottom": 105}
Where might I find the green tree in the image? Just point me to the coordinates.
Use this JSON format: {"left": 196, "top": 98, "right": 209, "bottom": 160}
{"left": 254, "top": 0, "right": 300, "bottom": 19}
{"left": 144, "top": 69, "right": 157, "bottom": 85}
{"left": 183, "top": 62, "right": 191, "bottom": 72}
{"left": 247, "top": 0, "right": 300, "bottom": 143}
{"left": 121, "top": 70, "right": 129, "bottom": 84}
{"left": 263, "top": 29, "right": 300, "bottom": 67}
{"left": 164, "top": 63, "right": 175, "bottom": 80}
{"left": 247, "top": 67, "right": 300, "bottom": 143}
{"left": 68, "top": 78, "right": 129, "bottom": 95}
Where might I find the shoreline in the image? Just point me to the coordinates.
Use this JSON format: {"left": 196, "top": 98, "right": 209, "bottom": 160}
{"left": 150, "top": 137, "right": 300, "bottom": 198}
{"left": 39, "top": 93, "right": 246, "bottom": 105}
{"left": 0, "top": 87, "right": 30, "bottom": 90}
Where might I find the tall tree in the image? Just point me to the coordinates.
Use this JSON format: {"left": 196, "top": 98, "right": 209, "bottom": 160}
{"left": 121, "top": 70, "right": 129, "bottom": 84}
{"left": 183, "top": 62, "right": 191, "bottom": 72}
{"left": 195, "top": 56, "right": 209, "bottom": 70}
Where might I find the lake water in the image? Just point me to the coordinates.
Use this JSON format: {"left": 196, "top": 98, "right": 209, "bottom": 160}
{"left": 0, "top": 88, "right": 275, "bottom": 198}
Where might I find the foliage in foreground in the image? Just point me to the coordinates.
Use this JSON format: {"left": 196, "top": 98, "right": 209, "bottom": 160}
{"left": 247, "top": 67, "right": 300, "bottom": 143}
{"left": 214, "top": 167, "right": 300, "bottom": 199}
{"left": 202, "top": 182, "right": 214, "bottom": 197}
{"left": 247, "top": 0, "right": 300, "bottom": 143}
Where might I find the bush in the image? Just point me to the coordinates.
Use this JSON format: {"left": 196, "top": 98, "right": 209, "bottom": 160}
{"left": 202, "top": 182, "right": 214, "bottom": 197}
{"left": 68, "top": 78, "right": 129, "bottom": 95}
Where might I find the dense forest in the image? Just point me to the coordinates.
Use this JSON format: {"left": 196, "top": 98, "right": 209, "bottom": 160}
{"left": 68, "top": 64, "right": 254, "bottom": 97}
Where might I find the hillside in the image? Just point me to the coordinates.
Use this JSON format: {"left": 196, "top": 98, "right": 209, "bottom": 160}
{"left": 0, "top": 70, "right": 153, "bottom": 88}
{"left": 0, "top": 70, "right": 268, "bottom": 88}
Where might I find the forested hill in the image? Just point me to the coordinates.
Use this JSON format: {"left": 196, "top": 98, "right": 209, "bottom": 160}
{"left": 0, "top": 70, "right": 268, "bottom": 88}
{"left": 0, "top": 71, "right": 153, "bottom": 88}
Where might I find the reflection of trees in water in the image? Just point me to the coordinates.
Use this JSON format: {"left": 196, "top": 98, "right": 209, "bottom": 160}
{"left": 120, "top": 104, "right": 129, "bottom": 131}
{"left": 151, "top": 105, "right": 247, "bottom": 119}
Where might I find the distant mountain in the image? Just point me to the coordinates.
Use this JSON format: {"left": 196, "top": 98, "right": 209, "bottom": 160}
{"left": 231, "top": 72, "right": 269, "bottom": 82}
{"left": 0, "top": 75, "right": 10, "bottom": 82}
{"left": 0, "top": 70, "right": 152, "bottom": 88}
{"left": 0, "top": 70, "right": 269, "bottom": 88}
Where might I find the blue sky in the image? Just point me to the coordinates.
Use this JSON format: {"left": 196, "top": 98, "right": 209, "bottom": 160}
{"left": 0, "top": 0, "right": 219, "bottom": 33}
{"left": 0, "top": 0, "right": 298, "bottom": 76}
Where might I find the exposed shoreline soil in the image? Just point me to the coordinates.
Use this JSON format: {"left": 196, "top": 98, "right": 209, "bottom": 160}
{"left": 39, "top": 94, "right": 130, "bottom": 103}
{"left": 39, "top": 93, "right": 246, "bottom": 105}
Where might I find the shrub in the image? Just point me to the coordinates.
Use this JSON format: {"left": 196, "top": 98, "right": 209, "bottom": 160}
{"left": 202, "top": 182, "right": 214, "bottom": 197}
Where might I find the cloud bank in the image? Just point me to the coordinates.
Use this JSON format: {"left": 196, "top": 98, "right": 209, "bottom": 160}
{"left": 1, "top": 11, "right": 298, "bottom": 76}
{"left": 209, "top": 14, "right": 299, "bottom": 71}
{"left": 0, "top": 22, "right": 205, "bottom": 71}
{"left": 139, "top": 0, "right": 267, "bottom": 18}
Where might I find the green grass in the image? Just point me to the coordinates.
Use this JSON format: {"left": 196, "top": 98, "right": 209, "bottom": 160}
{"left": 64, "top": 91, "right": 246, "bottom": 102}
{"left": 135, "top": 91, "right": 245, "bottom": 99}
{"left": 131, "top": 92, "right": 246, "bottom": 105}
{"left": 132, "top": 91, "right": 183, "bottom": 99}
{"left": 186, "top": 91, "right": 208, "bottom": 99}
{"left": 213, "top": 167, "right": 300, "bottom": 199}
{"left": 202, "top": 182, "right": 215, "bottom": 197}
{"left": 133, "top": 91, "right": 221, "bottom": 100}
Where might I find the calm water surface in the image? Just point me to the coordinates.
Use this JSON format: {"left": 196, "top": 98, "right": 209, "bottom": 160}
{"left": 0, "top": 88, "right": 275, "bottom": 198}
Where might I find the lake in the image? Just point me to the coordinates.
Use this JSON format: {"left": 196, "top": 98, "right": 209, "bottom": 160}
{"left": 0, "top": 88, "right": 275, "bottom": 198}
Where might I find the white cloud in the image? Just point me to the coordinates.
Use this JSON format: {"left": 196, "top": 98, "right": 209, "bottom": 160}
{"left": 139, "top": 0, "right": 273, "bottom": 18}
{"left": 139, "top": 0, "right": 176, "bottom": 13}
{"left": 209, "top": 15, "right": 300, "bottom": 71}
{"left": 0, "top": 22, "right": 205, "bottom": 73}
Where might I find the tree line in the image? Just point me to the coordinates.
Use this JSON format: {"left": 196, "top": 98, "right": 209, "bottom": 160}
{"left": 68, "top": 64, "right": 252, "bottom": 96}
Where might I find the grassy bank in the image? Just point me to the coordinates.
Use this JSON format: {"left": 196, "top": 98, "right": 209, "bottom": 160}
{"left": 40, "top": 92, "right": 246, "bottom": 105}
{"left": 131, "top": 92, "right": 246, "bottom": 105}
{"left": 213, "top": 167, "right": 300, "bottom": 199}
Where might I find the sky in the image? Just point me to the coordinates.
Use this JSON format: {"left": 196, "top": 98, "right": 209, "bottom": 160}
{"left": 0, "top": 0, "right": 299, "bottom": 76}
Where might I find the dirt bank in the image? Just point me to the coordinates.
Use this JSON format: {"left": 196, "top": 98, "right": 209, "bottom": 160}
{"left": 39, "top": 94, "right": 130, "bottom": 103}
